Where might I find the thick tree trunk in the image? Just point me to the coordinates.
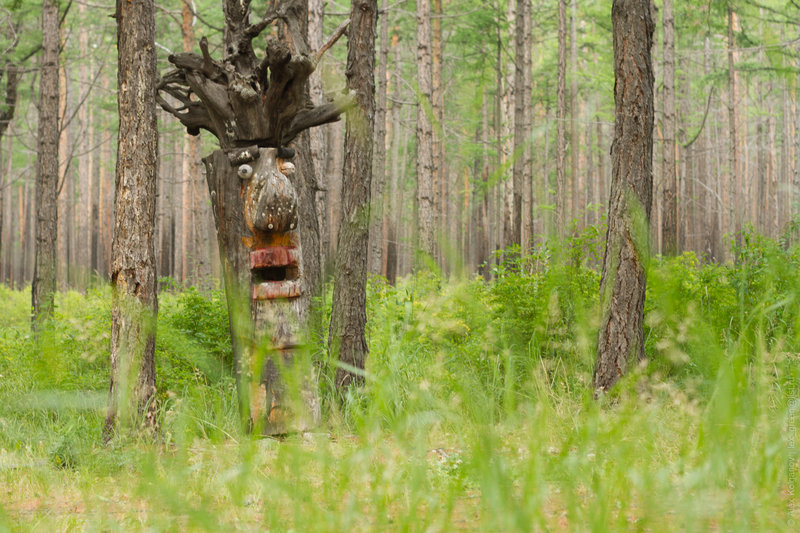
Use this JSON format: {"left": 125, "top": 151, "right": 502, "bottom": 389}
{"left": 330, "top": 0, "right": 376, "bottom": 391}
{"left": 32, "top": 0, "right": 60, "bottom": 331}
{"left": 662, "top": 0, "right": 677, "bottom": 255}
{"left": 104, "top": 0, "right": 159, "bottom": 438}
{"left": 594, "top": 0, "right": 654, "bottom": 392}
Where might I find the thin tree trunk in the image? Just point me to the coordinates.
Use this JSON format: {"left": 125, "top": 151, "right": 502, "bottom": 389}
{"left": 416, "top": 0, "right": 435, "bottom": 258}
{"left": 511, "top": 0, "right": 530, "bottom": 249}
{"left": 308, "top": 0, "right": 328, "bottom": 270}
{"left": 781, "top": 73, "right": 791, "bottom": 234}
{"left": 432, "top": 0, "right": 444, "bottom": 267}
{"left": 569, "top": 0, "right": 579, "bottom": 228}
{"left": 767, "top": 86, "right": 777, "bottom": 236}
{"left": 180, "top": 0, "right": 202, "bottom": 286}
{"left": 594, "top": 0, "right": 654, "bottom": 392}
{"left": 662, "top": 0, "right": 677, "bottom": 255}
{"left": 556, "top": 0, "right": 567, "bottom": 237}
{"left": 77, "top": 3, "right": 90, "bottom": 289}
{"left": 386, "top": 33, "right": 401, "bottom": 283}
{"left": 99, "top": 72, "right": 113, "bottom": 278}
{"left": 477, "top": 85, "right": 490, "bottom": 276}
{"left": 104, "top": 0, "right": 159, "bottom": 439}
{"left": 326, "top": 120, "right": 343, "bottom": 265}
{"left": 57, "top": 28, "right": 69, "bottom": 291}
{"left": 0, "top": 131, "right": 10, "bottom": 284}
{"left": 368, "top": 0, "right": 389, "bottom": 277}
{"left": 32, "top": 0, "right": 60, "bottom": 330}
{"left": 728, "top": 8, "right": 741, "bottom": 243}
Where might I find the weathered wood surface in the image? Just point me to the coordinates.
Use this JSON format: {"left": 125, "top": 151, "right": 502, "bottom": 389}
{"left": 157, "top": 0, "right": 353, "bottom": 149}
{"left": 205, "top": 147, "right": 319, "bottom": 434}
{"left": 158, "top": 1, "right": 346, "bottom": 434}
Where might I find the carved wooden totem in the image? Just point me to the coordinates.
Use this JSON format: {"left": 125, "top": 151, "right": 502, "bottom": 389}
{"left": 204, "top": 146, "right": 319, "bottom": 433}
{"left": 158, "top": 0, "right": 352, "bottom": 434}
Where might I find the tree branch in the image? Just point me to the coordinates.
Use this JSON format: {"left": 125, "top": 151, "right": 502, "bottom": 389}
{"left": 282, "top": 92, "right": 356, "bottom": 144}
{"left": 682, "top": 86, "right": 715, "bottom": 149}
{"left": 314, "top": 18, "right": 351, "bottom": 64}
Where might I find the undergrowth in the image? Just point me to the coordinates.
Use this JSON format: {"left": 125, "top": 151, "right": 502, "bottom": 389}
{"left": 0, "top": 226, "right": 798, "bottom": 531}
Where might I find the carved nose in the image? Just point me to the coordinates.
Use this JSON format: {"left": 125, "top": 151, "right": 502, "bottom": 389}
{"left": 246, "top": 170, "right": 299, "bottom": 233}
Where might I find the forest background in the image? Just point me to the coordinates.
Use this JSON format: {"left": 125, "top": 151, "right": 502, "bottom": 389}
{"left": 0, "top": 0, "right": 799, "bottom": 530}
{"left": 3, "top": 0, "right": 799, "bottom": 286}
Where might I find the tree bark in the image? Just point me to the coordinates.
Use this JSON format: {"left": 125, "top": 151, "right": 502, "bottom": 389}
{"left": 594, "top": 0, "right": 654, "bottom": 392}
{"left": 368, "top": 0, "right": 389, "bottom": 277}
{"left": 569, "top": 0, "right": 579, "bottom": 228}
{"left": 416, "top": 0, "right": 435, "bottom": 258}
{"left": 104, "top": 0, "right": 159, "bottom": 439}
{"left": 308, "top": 0, "right": 328, "bottom": 270}
{"left": 662, "top": 0, "right": 677, "bottom": 255}
{"left": 510, "top": 0, "right": 531, "bottom": 249}
{"left": 432, "top": 0, "right": 445, "bottom": 269}
{"left": 180, "top": 0, "right": 200, "bottom": 286}
{"left": 556, "top": 0, "right": 567, "bottom": 237}
{"left": 330, "top": 0, "right": 376, "bottom": 391}
{"left": 77, "top": 3, "right": 90, "bottom": 289}
{"left": 32, "top": 0, "right": 60, "bottom": 331}
{"left": 728, "top": 8, "right": 741, "bottom": 243}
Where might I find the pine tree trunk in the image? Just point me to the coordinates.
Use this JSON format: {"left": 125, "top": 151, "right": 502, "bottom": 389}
{"left": 308, "top": 0, "right": 328, "bottom": 270}
{"left": 662, "top": 0, "right": 677, "bottom": 255}
{"left": 594, "top": 0, "right": 654, "bottom": 392}
{"left": 77, "top": 3, "right": 90, "bottom": 289}
{"left": 569, "top": 0, "right": 579, "bottom": 228}
{"left": 32, "top": 0, "right": 60, "bottom": 331}
{"left": 368, "top": 0, "right": 389, "bottom": 277}
{"left": 556, "top": 0, "right": 567, "bottom": 237}
{"left": 385, "top": 32, "right": 400, "bottom": 283}
{"left": 728, "top": 8, "right": 741, "bottom": 243}
{"left": 416, "top": 0, "right": 435, "bottom": 258}
{"left": 432, "top": 0, "right": 444, "bottom": 268}
{"left": 511, "top": 0, "right": 530, "bottom": 249}
{"left": 330, "top": 0, "right": 376, "bottom": 391}
{"left": 104, "top": 0, "right": 159, "bottom": 439}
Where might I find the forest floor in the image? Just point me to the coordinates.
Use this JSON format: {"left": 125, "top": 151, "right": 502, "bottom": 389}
{"left": 1, "top": 237, "right": 799, "bottom": 530}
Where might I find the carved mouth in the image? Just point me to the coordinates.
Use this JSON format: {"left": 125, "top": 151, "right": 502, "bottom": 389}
{"left": 250, "top": 247, "right": 302, "bottom": 300}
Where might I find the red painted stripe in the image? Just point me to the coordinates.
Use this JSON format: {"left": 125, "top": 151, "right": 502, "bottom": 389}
{"left": 250, "top": 246, "right": 300, "bottom": 269}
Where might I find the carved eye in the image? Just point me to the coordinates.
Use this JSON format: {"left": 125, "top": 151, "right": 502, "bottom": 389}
{"left": 279, "top": 161, "right": 296, "bottom": 177}
{"left": 237, "top": 164, "right": 253, "bottom": 179}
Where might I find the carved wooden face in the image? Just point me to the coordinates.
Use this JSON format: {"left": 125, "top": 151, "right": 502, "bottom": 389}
{"left": 241, "top": 148, "right": 298, "bottom": 236}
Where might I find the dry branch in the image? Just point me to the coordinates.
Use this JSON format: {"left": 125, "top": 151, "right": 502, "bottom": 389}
{"left": 157, "top": 0, "right": 352, "bottom": 149}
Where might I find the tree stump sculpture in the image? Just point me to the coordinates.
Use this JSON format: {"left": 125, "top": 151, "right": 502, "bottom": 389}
{"left": 158, "top": 0, "right": 352, "bottom": 433}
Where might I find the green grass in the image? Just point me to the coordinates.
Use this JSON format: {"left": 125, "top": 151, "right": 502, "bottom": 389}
{"left": 0, "top": 229, "right": 798, "bottom": 531}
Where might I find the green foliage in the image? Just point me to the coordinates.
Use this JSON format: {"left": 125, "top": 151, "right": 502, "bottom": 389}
{"left": 1, "top": 230, "right": 800, "bottom": 529}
